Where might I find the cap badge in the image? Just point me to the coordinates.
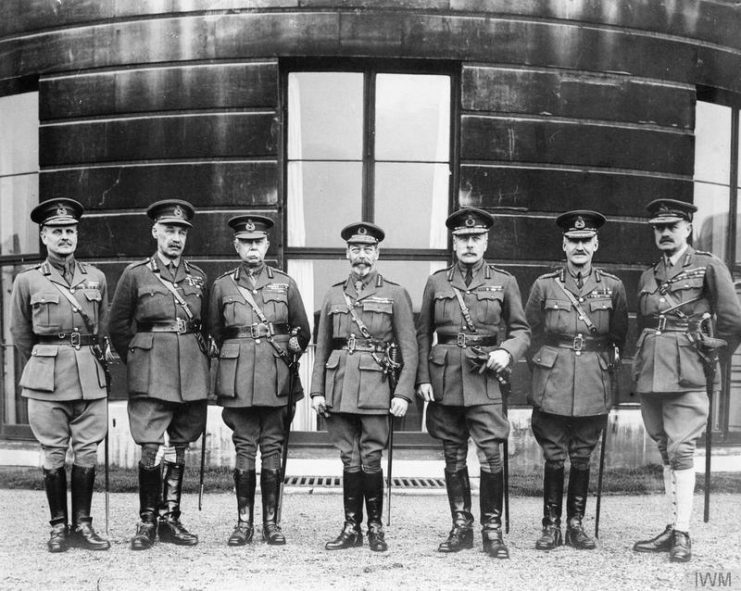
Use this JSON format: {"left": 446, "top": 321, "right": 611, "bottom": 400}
{"left": 658, "top": 204, "right": 671, "bottom": 213}
{"left": 172, "top": 205, "right": 183, "bottom": 219}
{"left": 574, "top": 216, "right": 585, "bottom": 229}
{"left": 245, "top": 219, "right": 256, "bottom": 232}
{"left": 56, "top": 204, "right": 68, "bottom": 217}
{"left": 358, "top": 227, "right": 367, "bottom": 235}
{"left": 465, "top": 215, "right": 476, "bottom": 227}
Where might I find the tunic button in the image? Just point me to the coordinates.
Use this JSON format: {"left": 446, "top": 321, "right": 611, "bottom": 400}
{"left": 659, "top": 298, "right": 665, "bottom": 303}
{"left": 578, "top": 316, "right": 584, "bottom": 321}
{"left": 578, "top": 297, "right": 584, "bottom": 303}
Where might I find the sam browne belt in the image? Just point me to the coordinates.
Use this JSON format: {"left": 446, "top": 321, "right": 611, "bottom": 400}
{"left": 37, "top": 332, "right": 97, "bottom": 348}
{"left": 137, "top": 320, "right": 201, "bottom": 334}
{"left": 438, "top": 333, "right": 498, "bottom": 348}
{"left": 224, "top": 323, "right": 291, "bottom": 339}
{"left": 545, "top": 334, "right": 609, "bottom": 352}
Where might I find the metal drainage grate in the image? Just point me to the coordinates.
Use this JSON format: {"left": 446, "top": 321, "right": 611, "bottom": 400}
{"left": 284, "top": 476, "right": 445, "bottom": 489}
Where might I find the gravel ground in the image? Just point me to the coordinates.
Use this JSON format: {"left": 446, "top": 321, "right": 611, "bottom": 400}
{"left": 1, "top": 489, "right": 739, "bottom": 591}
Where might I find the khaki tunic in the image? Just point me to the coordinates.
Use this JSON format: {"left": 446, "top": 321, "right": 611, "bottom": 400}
{"left": 208, "top": 264, "right": 310, "bottom": 407}
{"left": 632, "top": 247, "right": 741, "bottom": 394}
{"left": 311, "top": 271, "right": 418, "bottom": 414}
{"left": 10, "top": 260, "right": 108, "bottom": 402}
{"left": 108, "top": 256, "right": 209, "bottom": 403}
{"left": 525, "top": 267, "right": 628, "bottom": 416}
{"left": 416, "top": 262, "right": 530, "bottom": 406}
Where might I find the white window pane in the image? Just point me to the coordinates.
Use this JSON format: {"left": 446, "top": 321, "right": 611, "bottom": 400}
{"left": 694, "top": 101, "right": 731, "bottom": 185}
{"left": 0, "top": 174, "right": 39, "bottom": 255}
{"left": 0, "top": 92, "right": 38, "bottom": 176}
{"left": 374, "top": 162, "right": 449, "bottom": 249}
{"left": 375, "top": 74, "right": 450, "bottom": 162}
{"left": 693, "top": 181, "right": 729, "bottom": 260}
{"left": 2, "top": 264, "right": 30, "bottom": 425}
{"left": 287, "top": 72, "right": 363, "bottom": 160}
{"left": 287, "top": 161, "right": 362, "bottom": 247}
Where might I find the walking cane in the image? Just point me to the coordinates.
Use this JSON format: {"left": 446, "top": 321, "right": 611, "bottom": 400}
{"left": 594, "top": 417, "right": 607, "bottom": 538}
{"left": 385, "top": 343, "right": 402, "bottom": 527}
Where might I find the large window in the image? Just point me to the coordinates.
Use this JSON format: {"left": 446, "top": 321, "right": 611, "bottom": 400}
{"left": 694, "top": 92, "right": 741, "bottom": 436}
{"left": 1, "top": 89, "right": 40, "bottom": 437}
{"left": 284, "top": 62, "right": 456, "bottom": 432}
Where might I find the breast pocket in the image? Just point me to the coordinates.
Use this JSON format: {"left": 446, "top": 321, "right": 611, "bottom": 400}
{"left": 361, "top": 300, "right": 393, "bottom": 334}
{"left": 263, "top": 290, "right": 289, "bottom": 323}
{"left": 221, "top": 294, "right": 249, "bottom": 326}
{"left": 475, "top": 290, "right": 504, "bottom": 324}
{"left": 181, "top": 285, "right": 204, "bottom": 316}
{"left": 329, "top": 304, "right": 350, "bottom": 336}
{"left": 30, "top": 292, "right": 62, "bottom": 330}
{"left": 136, "top": 286, "right": 171, "bottom": 320}
{"left": 433, "top": 291, "right": 458, "bottom": 325}
{"left": 544, "top": 299, "right": 572, "bottom": 334}
{"left": 589, "top": 298, "right": 613, "bottom": 333}
{"left": 670, "top": 277, "right": 704, "bottom": 304}
{"left": 81, "top": 289, "right": 102, "bottom": 327}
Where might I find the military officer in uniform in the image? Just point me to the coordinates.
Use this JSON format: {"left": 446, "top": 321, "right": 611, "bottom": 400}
{"left": 632, "top": 199, "right": 741, "bottom": 562}
{"left": 108, "top": 199, "right": 210, "bottom": 551}
{"left": 416, "top": 207, "right": 530, "bottom": 559}
{"left": 311, "top": 222, "right": 418, "bottom": 553}
{"left": 208, "top": 215, "right": 310, "bottom": 546}
{"left": 11, "top": 198, "right": 111, "bottom": 553}
{"left": 525, "top": 210, "right": 628, "bottom": 551}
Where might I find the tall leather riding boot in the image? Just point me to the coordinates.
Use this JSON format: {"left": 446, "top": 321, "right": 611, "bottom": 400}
{"left": 565, "top": 466, "right": 596, "bottom": 549}
{"left": 438, "top": 467, "right": 474, "bottom": 553}
{"left": 325, "top": 470, "right": 364, "bottom": 550}
{"left": 536, "top": 464, "right": 564, "bottom": 550}
{"left": 261, "top": 469, "right": 286, "bottom": 545}
{"left": 480, "top": 470, "right": 509, "bottom": 559}
{"left": 158, "top": 461, "right": 198, "bottom": 545}
{"left": 363, "top": 471, "right": 387, "bottom": 552}
{"left": 130, "top": 462, "right": 161, "bottom": 550}
{"left": 69, "top": 465, "right": 110, "bottom": 551}
{"left": 228, "top": 469, "right": 256, "bottom": 546}
{"left": 43, "top": 467, "right": 68, "bottom": 553}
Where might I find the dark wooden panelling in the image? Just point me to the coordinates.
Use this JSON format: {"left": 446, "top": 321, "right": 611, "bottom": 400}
{"left": 459, "top": 166, "right": 693, "bottom": 217}
{"left": 482, "top": 216, "right": 654, "bottom": 265}
{"left": 213, "top": 12, "right": 341, "bottom": 59}
{"left": 40, "top": 113, "right": 277, "bottom": 166}
{"left": 462, "top": 66, "right": 695, "bottom": 129}
{"left": 0, "top": 13, "right": 711, "bottom": 89}
{"left": 401, "top": 16, "right": 697, "bottom": 81}
{"left": 449, "top": 0, "right": 741, "bottom": 53}
{"left": 76, "top": 212, "right": 283, "bottom": 259}
{"left": 4, "top": 1, "right": 741, "bottom": 56}
{"left": 40, "top": 162, "right": 278, "bottom": 210}
{"left": 0, "top": 0, "right": 114, "bottom": 38}
{"left": 40, "top": 62, "right": 278, "bottom": 119}
{"left": 339, "top": 12, "right": 403, "bottom": 56}
{"left": 461, "top": 116, "right": 693, "bottom": 174}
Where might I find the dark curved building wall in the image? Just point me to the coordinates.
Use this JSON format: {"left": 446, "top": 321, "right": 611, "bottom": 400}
{"left": 2, "top": 1, "right": 739, "bottom": 401}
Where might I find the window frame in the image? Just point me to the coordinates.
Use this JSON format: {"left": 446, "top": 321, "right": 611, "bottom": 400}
{"left": 0, "top": 76, "right": 41, "bottom": 440}
{"left": 279, "top": 58, "right": 461, "bottom": 263}
{"left": 695, "top": 86, "right": 741, "bottom": 441}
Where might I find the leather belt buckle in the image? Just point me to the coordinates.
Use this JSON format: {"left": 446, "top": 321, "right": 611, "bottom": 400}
{"left": 176, "top": 318, "right": 188, "bottom": 335}
{"left": 347, "top": 334, "right": 356, "bottom": 354}
{"left": 70, "top": 330, "right": 81, "bottom": 349}
{"left": 573, "top": 334, "right": 584, "bottom": 354}
{"left": 657, "top": 315, "right": 666, "bottom": 334}
{"left": 456, "top": 333, "right": 467, "bottom": 348}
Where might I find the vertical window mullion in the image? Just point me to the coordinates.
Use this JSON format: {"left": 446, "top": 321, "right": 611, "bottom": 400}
{"left": 363, "top": 69, "right": 375, "bottom": 222}
{"left": 728, "top": 107, "right": 739, "bottom": 269}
